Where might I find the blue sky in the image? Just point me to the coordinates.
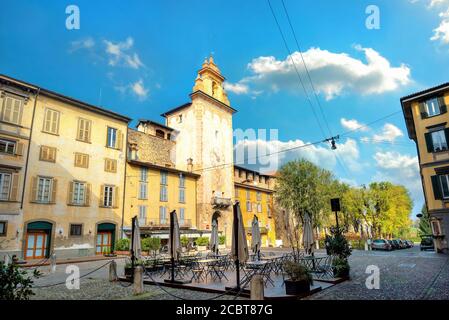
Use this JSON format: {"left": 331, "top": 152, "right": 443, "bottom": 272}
{"left": 2, "top": 0, "right": 449, "bottom": 216}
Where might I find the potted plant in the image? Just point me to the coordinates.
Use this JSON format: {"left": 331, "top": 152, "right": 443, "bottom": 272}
{"left": 195, "top": 237, "right": 209, "bottom": 251}
{"left": 103, "top": 246, "right": 116, "bottom": 257}
{"left": 332, "top": 257, "right": 350, "bottom": 278}
{"left": 115, "top": 238, "right": 130, "bottom": 255}
{"left": 141, "top": 237, "right": 161, "bottom": 257}
{"left": 218, "top": 235, "right": 226, "bottom": 250}
{"left": 283, "top": 261, "right": 313, "bottom": 295}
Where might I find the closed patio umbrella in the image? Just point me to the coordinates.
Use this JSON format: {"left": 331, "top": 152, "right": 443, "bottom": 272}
{"left": 210, "top": 218, "right": 219, "bottom": 254}
{"left": 131, "top": 216, "right": 142, "bottom": 260}
{"left": 168, "top": 210, "right": 181, "bottom": 261}
{"left": 302, "top": 212, "right": 314, "bottom": 255}
{"left": 251, "top": 215, "right": 262, "bottom": 260}
{"left": 231, "top": 202, "right": 249, "bottom": 290}
{"left": 232, "top": 202, "right": 249, "bottom": 263}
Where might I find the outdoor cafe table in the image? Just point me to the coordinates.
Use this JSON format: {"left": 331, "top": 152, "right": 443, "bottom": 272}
{"left": 299, "top": 255, "right": 327, "bottom": 272}
{"left": 196, "top": 259, "right": 220, "bottom": 281}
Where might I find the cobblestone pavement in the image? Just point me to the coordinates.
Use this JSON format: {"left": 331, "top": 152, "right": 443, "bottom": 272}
{"left": 29, "top": 247, "right": 449, "bottom": 300}
{"left": 304, "top": 247, "right": 449, "bottom": 300}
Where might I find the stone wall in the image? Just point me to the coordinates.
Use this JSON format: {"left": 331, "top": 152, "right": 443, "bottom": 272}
{"left": 128, "top": 128, "right": 175, "bottom": 167}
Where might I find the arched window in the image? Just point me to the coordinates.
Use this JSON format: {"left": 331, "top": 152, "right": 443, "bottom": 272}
{"left": 155, "top": 129, "right": 165, "bottom": 138}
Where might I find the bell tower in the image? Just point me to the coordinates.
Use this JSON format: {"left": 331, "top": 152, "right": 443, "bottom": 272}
{"left": 192, "top": 56, "right": 230, "bottom": 106}
{"left": 163, "top": 56, "right": 236, "bottom": 246}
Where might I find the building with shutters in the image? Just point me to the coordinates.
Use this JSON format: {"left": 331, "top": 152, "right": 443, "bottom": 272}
{"left": 0, "top": 74, "right": 130, "bottom": 259}
{"left": 401, "top": 83, "right": 449, "bottom": 253}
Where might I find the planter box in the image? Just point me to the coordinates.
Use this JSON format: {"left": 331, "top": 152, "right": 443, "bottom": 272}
{"left": 284, "top": 279, "right": 311, "bottom": 295}
{"left": 218, "top": 244, "right": 226, "bottom": 250}
{"left": 197, "top": 245, "right": 207, "bottom": 251}
{"left": 115, "top": 251, "right": 130, "bottom": 256}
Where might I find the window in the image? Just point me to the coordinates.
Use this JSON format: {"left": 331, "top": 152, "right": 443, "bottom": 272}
{"left": 426, "top": 129, "right": 449, "bottom": 153}
{"left": 0, "top": 173, "right": 11, "bottom": 200}
{"left": 140, "top": 167, "right": 148, "bottom": 182}
{"left": 257, "top": 203, "right": 262, "bottom": 213}
{"left": 35, "top": 177, "right": 55, "bottom": 203}
{"left": 246, "top": 200, "right": 252, "bottom": 212}
{"left": 179, "top": 174, "right": 185, "bottom": 203}
{"left": 138, "top": 205, "right": 147, "bottom": 226}
{"left": 235, "top": 187, "right": 239, "bottom": 198}
{"left": 160, "top": 171, "right": 168, "bottom": 201}
{"left": 106, "top": 127, "right": 123, "bottom": 149}
{"left": 156, "top": 129, "right": 165, "bottom": 138}
{"left": 431, "top": 220, "right": 442, "bottom": 236}
{"left": 0, "top": 221, "right": 6, "bottom": 236}
{"left": 178, "top": 114, "right": 183, "bottom": 123}
{"left": 70, "top": 181, "right": 89, "bottom": 205}
{"left": 77, "top": 118, "right": 92, "bottom": 142}
{"left": 0, "top": 139, "right": 16, "bottom": 155}
{"left": 246, "top": 189, "right": 250, "bottom": 200}
{"left": 102, "top": 185, "right": 115, "bottom": 207}
{"left": 42, "top": 108, "right": 60, "bottom": 134}
{"left": 74, "top": 153, "right": 89, "bottom": 168}
{"left": 70, "top": 224, "right": 82, "bottom": 236}
{"left": 267, "top": 204, "right": 272, "bottom": 218}
{"left": 139, "top": 182, "right": 147, "bottom": 199}
{"left": 256, "top": 191, "right": 261, "bottom": 201}
{"left": 159, "top": 206, "right": 167, "bottom": 224}
{"left": 432, "top": 130, "right": 448, "bottom": 152}
{"left": 1, "top": 96, "right": 23, "bottom": 125}
{"left": 39, "top": 146, "right": 57, "bottom": 162}
{"left": 179, "top": 208, "right": 185, "bottom": 225}
{"left": 104, "top": 158, "right": 117, "bottom": 173}
{"left": 423, "top": 97, "right": 444, "bottom": 117}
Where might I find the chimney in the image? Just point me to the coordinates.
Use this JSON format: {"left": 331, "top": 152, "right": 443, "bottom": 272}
{"left": 187, "top": 158, "right": 193, "bottom": 172}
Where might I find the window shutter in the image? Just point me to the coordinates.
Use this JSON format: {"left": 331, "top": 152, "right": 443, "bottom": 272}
{"left": 50, "top": 148, "right": 56, "bottom": 162}
{"left": 15, "top": 142, "right": 24, "bottom": 156}
{"left": 51, "top": 179, "right": 57, "bottom": 203}
{"left": 10, "top": 173, "right": 19, "bottom": 201}
{"left": 113, "top": 186, "right": 119, "bottom": 208}
{"left": 431, "top": 175, "right": 443, "bottom": 200}
{"left": 84, "top": 154, "right": 89, "bottom": 168}
{"left": 86, "top": 120, "right": 91, "bottom": 142}
{"left": 419, "top": 102, "right": 428, "bottom": 119}
{"left": 117, "top": 130, "right": 123, "bottom": 150}
{"left": 44, "top": 109, "right": 51, "bottom": 132}
{"left": 30, "top": 176, "right": 38, "bottom": 202}
{"left": 16, "top": 99, "right": 23, "bottom": 125}
{"left": 85, "top": 183, "right": 91, "bottom": 206}
{"left": 425, "top": 133, "right": 434, "bottom": 153}
{"left": 77, "top": 119, "right": 84, "bottom": 140}
{"left": 439, "top": 97, "right": 447, "bottom": 114}
{"left": 68, "top": 181, "right": 74, "bottom": 204}
{"left": 3, "top": 97, "right": 12, "bottom": 122}
{"left": 52, "top": 111, "right": 59, "bottom": 134}
{"left": 100, "top": 185, "right": 105, "bottom": 207}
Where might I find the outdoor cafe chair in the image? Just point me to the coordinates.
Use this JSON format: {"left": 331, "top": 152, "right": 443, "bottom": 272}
{"left": 191, "top": 261, "right": 206, "bottom": 282}
{"left": 208, "top": 258, "right": 229, "bottom": 282}
{"left": 260, "top": 261, "right": 276, "bottom": 287}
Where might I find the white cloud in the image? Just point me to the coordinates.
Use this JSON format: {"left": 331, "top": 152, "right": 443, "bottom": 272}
{"left": 231, "top": 45, "right": 411, "bottom": 100}
{"left": 372, "top": 123, "right": 404, "bottom": 142}
{"left": 69, "top": 37, "right": 95, "bottom": 53}
{"left": 234, "top": 137, "right": 361, "bottom": 173}
{"left": 431, "top": 19, "right": 449, "bottom": 44}
{"left": 429, "top": 0, "right": 449, "bottom": 8}
{"left": 223, "top": 82, "right": 249, "bottom": 94}
{"left": 373, "top": 151, "right": 423, "bottom": 206}
{"left": 104, "top": 37, "right": 145, "bottom": 69}
{"left": 340, "top": 118, "right": 368, "bottom": 132}
{"left": 115, "top": 79, "right": 149, "bottom": 100}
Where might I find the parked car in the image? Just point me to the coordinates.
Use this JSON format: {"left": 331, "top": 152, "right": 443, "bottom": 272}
{"left": 387, "top": 240, "right": 396, "bottom": 250}
{"left": 390, "top": 239, "right": 401, "bottom": 250}
{"left": 420, "top": 236, "right": 435, "bottom": 251}
{"left": 396, "top": 239, "right": 407, "bottom": 249}
{"left": 372, "top": 239, "right": 392, "bottom": 251}
{"left": 405, "top": 240, "right": 414, "bottom": 248}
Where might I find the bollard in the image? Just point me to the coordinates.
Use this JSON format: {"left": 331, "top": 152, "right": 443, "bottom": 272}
{"left": 109, "top": 260, "right": 118, "bottom": 282}
{"left": 315, "top": 239, "right": 320, "bottom": 250}
{"left": 133, "top": 266, "right": 144, "bottom": 295}
{"left": 364, "top": 242, "right": 369, "bottom": 251}
{"left": 250, "top": 275, "right": 264, "bottom": 300}
{"left": 50, "top": 253, "right": 57, "bottom": 273}
{"left": 4, "top": 255, "right": 10, "bottom": 266}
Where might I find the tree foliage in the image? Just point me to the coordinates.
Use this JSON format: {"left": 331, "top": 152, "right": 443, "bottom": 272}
{"left": 1, "top": 262, "right": 41, "bottom": 300}
{"left": 275, "top": 159, "right": 414, "bottom": 246}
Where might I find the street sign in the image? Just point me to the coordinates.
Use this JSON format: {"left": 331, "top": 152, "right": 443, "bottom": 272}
{"left": 331, "top": 198, "right": 340, "bottom": 212}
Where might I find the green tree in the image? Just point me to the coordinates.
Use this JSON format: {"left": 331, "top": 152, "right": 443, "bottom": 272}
{"left": 1, "top": 262, "right": 41, "bottom": 300}
{"left": 418, "top": 205, "right": 432, "bottom": 236}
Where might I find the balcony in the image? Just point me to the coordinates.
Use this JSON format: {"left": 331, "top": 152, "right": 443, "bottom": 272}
{"left": 140, "top": 218, "right": 192, "bottom": 229}
{"left": 211, "top": 196, "right": 232, "bottom": 209}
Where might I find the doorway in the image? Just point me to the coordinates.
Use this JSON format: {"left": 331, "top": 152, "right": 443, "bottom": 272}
{"left": 25, "top": 221, "right": 52, "bottom": 260}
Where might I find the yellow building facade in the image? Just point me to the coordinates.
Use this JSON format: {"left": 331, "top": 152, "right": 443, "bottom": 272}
{"left": 402, "top": 84, "right": 449, "bottom": 253}
{"left": 233, "top": 166, "right": 276, "bottom": 247}
{"left": 0, "top": 74, "right": 130, "bottom": 259}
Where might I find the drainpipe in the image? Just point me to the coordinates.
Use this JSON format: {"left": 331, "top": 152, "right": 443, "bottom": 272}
{"left": 120, "top": 128, "right": 128, "bottom": 239}
{"left": 20, "top": 87, "right": 40, "bottom": 209}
